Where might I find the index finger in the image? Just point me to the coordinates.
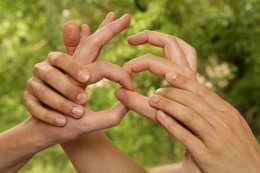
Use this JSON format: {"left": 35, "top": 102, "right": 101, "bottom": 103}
{"left": 73, "top": 14, "right": 131, "bottom": 64}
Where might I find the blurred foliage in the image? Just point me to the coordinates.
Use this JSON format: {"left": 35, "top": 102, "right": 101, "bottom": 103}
{"left": 0, "top": 0, "right": 259, "bottom": 172}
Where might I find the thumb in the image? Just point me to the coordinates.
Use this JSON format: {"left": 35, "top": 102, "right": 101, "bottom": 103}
{"left": 62, "top": 21, "right": 81, "bottom": 56}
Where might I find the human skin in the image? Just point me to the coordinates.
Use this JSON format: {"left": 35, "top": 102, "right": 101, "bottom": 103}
{"left": 149, "top": 71, "right": 260, "bottom": 173}
{"left": 114, "top": 31, "right": 260, "bottom": 172}
{"left": 24, "top": 12, "right": 147, "bottom": 173}
{"left": 29, "top": 17, "right": 202, "bottom": 172}
{"left": 0, "top": 13, "right": 145, "bottom": 173}
{"left": 114, "top": 30, "right": 202, "bottom": 172}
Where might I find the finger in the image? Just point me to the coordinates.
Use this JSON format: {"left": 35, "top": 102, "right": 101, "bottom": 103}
{"left": 85, "top": 104, "right": 129, "bottom": 131}
{"left": 27, "top": 77, "right": 85, "bottom": 119}
{"left": 63, "top": 21, "right": 81, "bottom": 56}
{"left": 33, "top": 61, "right": 88, "bottom": 104}
{"left": 85, "top": 60, "right": 135, "bottom": 90}
{"left": 175, "top": 38, "right": 197, "bottom": 73}
{"left": 128, "top": 30, "right": 190, "bottom": 68}
{"left": 80, "top": 24, "right": 91, "bottom": 42}
{"left": 97, "top": 12, "right": 117, "bottom": 30}
{"left": 155, "top": 87, "right": 222, "bottom": 128}
{"left": 73, "top": 14, "right": 131, "bottom": 64}
{"left": 149, "top": 94, "right": 215, "bottom": 140}
{"left": 155, "top": 110, "right": 206, "bottom": 157}
{"left": 24, "top": 91, "right": 67, "bottom": 126}
{"left": 165, "top": 71, "right": 230, "bottom": 111}
{"left": 115, "top": 88, "right": 157, "bottom": 122}
{"left": 123, "top": 54, "right": 194, "bottom": 78}
{"left": 47, "top": 52, "right": 90, "bottom": 83}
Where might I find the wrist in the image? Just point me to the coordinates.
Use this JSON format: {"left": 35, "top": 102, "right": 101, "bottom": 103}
{"left": 24, "top": 117, "right": 59, "bottom": 152}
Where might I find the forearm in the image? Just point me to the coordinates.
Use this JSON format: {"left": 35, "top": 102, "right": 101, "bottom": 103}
{"left": 0, "top": 117, "right": 57, "bottom": 173}
{"left": 61, "top": 131, "right": 148, "bottom": 173}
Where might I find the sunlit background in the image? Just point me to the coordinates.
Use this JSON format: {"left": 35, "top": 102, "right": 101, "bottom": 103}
{"left": 0, "top": 0, "right": 259, "bottom": 172}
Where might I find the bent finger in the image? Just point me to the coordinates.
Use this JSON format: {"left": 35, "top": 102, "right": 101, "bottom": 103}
{"left": 128, "top": 30, "right": 190, "bottom": 67}
{"left": 47, "top": 52, "right": 90, "bottom": 83}
{"left": 24, "top": 91, "right": 67, "bottom": 126}
{"left": 123, "top": 54, "right": 193, "bottom": 78}
{"left": 27, "top": 78, "right": 85, "bottom": 119}
{"left": 115, "top": 88, "right": 157, "bottom": 122}
{"left": 33, "top": 62, "right": 88, "bottom": 104}
{"left": 85, "top": 60, "right": 135, "bottom": 90}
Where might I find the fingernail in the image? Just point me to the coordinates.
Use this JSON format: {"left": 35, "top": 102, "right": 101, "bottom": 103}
{"left": 116, "top": 88, "right": 125, "bottom": 101}
{"left": 107, "top": 11, "right": 115, "bottom": 18}
{"left": 157, "top": 110, "right": 167, "bottom": 120}
{"left": 55, "top": 118, "right": 66, "bottom": 126}
{"left": 72, "top": 106, "right": 84, "bottom": 118}
{"left": 78, "top": 70, "right": 90, "bottom": 83}
{"left": 166, "top": 71, "right": 177, "bottom": 80}
{"left": 155, "top": 88, "right": 163, "bottom": 93}
{"left": 77, "top": 93, "right": 88, "bottom": 103}
{"left": 150, "top": 95, "right": 161, "bottom": 103}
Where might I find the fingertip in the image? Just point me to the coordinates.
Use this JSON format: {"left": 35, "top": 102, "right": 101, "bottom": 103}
{"left": 165, "top": 71, "right": 178, "bottom": 82}
{"left": 156, "top": 110, "right": 168, "bottom": 122}
{"left": 78, "top": 69, "right": 91, "bottom": 83}
{"left": 72, "top": 105, "right": 85, "bottom": 119}
{"left": 107, "top": 11, "right": 117, "bottom": 20}
{"left": 120, "top": 13, "right": 131, "bottom": 26}
{"left": 81, "top": 24, "right": 91, "bottom": 40}
{"left": 115, "top": 88, "right": 125, "bottom": 102}
{"left": 55, "top": 116, "right": 67, "bottom": 127}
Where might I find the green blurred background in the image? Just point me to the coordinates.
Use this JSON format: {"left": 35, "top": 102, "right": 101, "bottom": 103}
{"left": 0, "top": 0, "right": 259, "bottom": 172}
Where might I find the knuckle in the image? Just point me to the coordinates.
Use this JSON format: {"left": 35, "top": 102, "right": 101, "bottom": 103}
{"left": 26, "top": 78, "right": 34, "bottom": 90}
{"left": 32, "top": 63, "right": 42, "bottom": 75}
{"left": 38, "top": 85, "right": 48, "bottom": 97}
{"left": 179, "top": 131, "right": 190, "bottom": 146}
{"left": 142, "top": 29, "right": 150, "bottom": 35}
{"left": 44, "top": 68, "right": 56, "bottom": 81}
{"left": 142, "top": 53, "right": 153, "bottom": 59}
{"left": 167, "top": 119, "right": 177, "bottom": 131}
{"left": 64, "top": 83, "right": 80, "bottom": 99}
{"left": 185, "top": 95, "right": 199, "bottom": 106}
{"left": 182, "top": 109, "right": 195, "bottom": 124}
{"left": 98, "top": 60, "right": 110, "bottom": 69}
{"left": 58, "top": 101, "right": 72, "bottom": 113}
{"left": 89, "top": 36, "right": 100, "bottom": 47}
{"left": 198, "top": 86, "right": 210, "bottom": 97}
{"left": 110, "top": 114, "right": 122, "bottom": 126}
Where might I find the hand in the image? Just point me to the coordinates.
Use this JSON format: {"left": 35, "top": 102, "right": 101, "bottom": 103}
{"left": 115, "top": 30, "right": 197, "bottom": 121}
{"left": 150, "top": 71, "right": 260, "bottom": 173}
{"left": 115, "top": 30, "right": 201, "bottom": 172}
{"left": 24, "top": 13, "right": 134, "bottom": 141}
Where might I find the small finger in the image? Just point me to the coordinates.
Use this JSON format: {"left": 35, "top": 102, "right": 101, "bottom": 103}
{"left": 27, "top": 78, "right": 85, "bottom": 119}
{"left": 24, "top": 91, "right": 67, "bottom": 126}
{"left": 156, "top": 110, "right": 206, "bottom": 159}
{"left": 85, "top": 60, "right": 135, "bottom": 90}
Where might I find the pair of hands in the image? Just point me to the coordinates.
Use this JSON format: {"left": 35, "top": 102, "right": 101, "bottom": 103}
{"left": 24, "top": 12, "right": 260, "bottom": 173}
